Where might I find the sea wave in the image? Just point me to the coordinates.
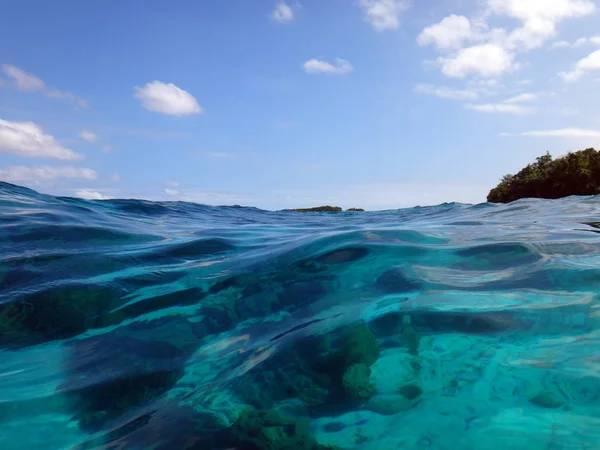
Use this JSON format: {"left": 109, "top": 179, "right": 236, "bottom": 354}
{"left": 1, "top": 182, "right": 600, "bottom": 449}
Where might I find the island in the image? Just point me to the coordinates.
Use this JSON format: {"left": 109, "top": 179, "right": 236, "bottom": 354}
{"left": 487, "top": 148, "right": 600, "bottom": 203}
{"left": 283, "top": 206, "right": 365, "bottom": 212}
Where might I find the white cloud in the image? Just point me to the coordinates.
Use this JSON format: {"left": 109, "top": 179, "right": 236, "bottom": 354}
{"left": 46, "top": 90, "right": 89, "bottom": 109}
{"left": 560, "top": 49, "right": 600, "bottom": 82}
{"left": 358, "top": 0, "right": 409, "bottom": 31}
{"left": 419, "top": 0, "right": 596, "bottom": 79}
{"left": 75, "top": 190, "right": 110, "bottom": 200}
{"left": 414, "top": 84, "right": 478, "bottom": 100}
{"left": 134, "top": 81, "right": 203, "bottom": 116}
{"left": 270, "top": 1, "right": 294, "bottom": 23}
{"left": 303, "top": 58, "right": 354, "bottom": 75}
{"left": 504, "top": 92, "right": 540, "bottom": 103}
{"left": 487, "top": 0, "right": 596, "bottom": 23}
{"left": 79, "top": 130, "right": 98, "bottom": 143}
{"left": 2, "top": 64, "right": 45, "bottom": 91}
{"left": 2, "top": 64, "right": 88, "bottom": 108}
{"left": 417, "top": 15, "right": 473, "bottom": 50}
{"left": 0, "top": 165, "right": 97, "bottom": 181}
{"left": 439, "top": 44, "right": 515, "bottom": 78}
{"left": 110, "top": 173, "right": 121, "bottom": 182}
{"left": 551, "top": 36, "right": 600, "bottom": 48}
{"left": 165, "top": 188, "right": 179, "bottom": 196}
{"left": 0, "top": 119, "right": 81, "bottom": 160}
{"left": 515, "top": 128, "right": 600, "bottom": 138}
{"left": 466, "top": 103, "right": 535, "bottom": 114}
{"left": 515, "top": 79, "right": 533, "bottom": 85}
{"left": 506, "top": 17, "right": 557, "bottom": 51}
{"left": 101, "top": 145, "right": 114, "bottom": 153}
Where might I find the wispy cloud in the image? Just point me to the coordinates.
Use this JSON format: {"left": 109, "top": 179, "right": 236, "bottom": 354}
{"left": 358, "top": 0, "right": 410, "bottom": 32}
{"left": 0, "top": 165, "right": 97, "bottom": 181}
{"left": 560, "top": 49, "right": 600, "bottom": 82}
{"left": 2, "top": 64, "right": 88, "bottom": 108}
{"left": 303, "top": 58, "right": 354, "bottom": 75}
{"left": 270, "top": 1, "right": 294, "bottom": 23}
{"left": 0, "top": 119, "right": 82, "bottom": 160}
{"left": 466, "top": 103, "right": 535, "bottom": 114}
{"left": 414, "top": 84, "right": 478, "bottom": 100}
{"left": 79, "top": 130, "right": 98, "bottom": 143}
{"left": 551, "top": 36, "right": 600, "bottom": 48}
{"left": 504, "top": 92, "right": 540, "bottom": 103}
{"left": 509, "top": 128, "right": 600, "bottom": 138}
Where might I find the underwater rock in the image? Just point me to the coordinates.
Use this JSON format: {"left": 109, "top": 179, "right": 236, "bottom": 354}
{"left": 376, "top": 268, "right": 420, "bottom": 293}
{"left": 315, "top": 247, "right": 370, "bottom": 265}
{"left": 366, "top": 394, "right": 414, "bottom": 415}
{"left": 399, "top": 384, "right": 423, "bottom": 400}
{"left": 222, "top": 407, "right": 340, "bottom": 450}
{"left": 403, "top": 325, "right": 421, "bottom": 356}
{"left": 324, "top": 422, "right": 346, "bottom": 433}
{"left": 118, "top": 286, "right": 207, "bottom": 321}
{"left": 336, "top": 321, "right": 380, "bottom": 368}
{"left": 60, "top": 334, "right": 190, "bottom": 431}
{"left": 529, "top": 392, "right": 565, "bottom": 409}
{"left": 0, "top": 283, "right": 123, "bottom": 347}
{"left": 342, "top": 364, "right": 376, "bottom": 400}
{"left": 278, "top": 281, "right": 327, "bottom": 309}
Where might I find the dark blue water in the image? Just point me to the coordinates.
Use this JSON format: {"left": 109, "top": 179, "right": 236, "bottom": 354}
{"left": 1, "top": 181, "right": 600, "bottom": 450}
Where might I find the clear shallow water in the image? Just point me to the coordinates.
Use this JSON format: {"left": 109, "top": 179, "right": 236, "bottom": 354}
{"left": 1, "top": 181, "right": 600, "bottom": 450}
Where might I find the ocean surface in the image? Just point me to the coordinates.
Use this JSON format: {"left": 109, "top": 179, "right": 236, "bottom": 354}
{"left": 1, "top": 181, "right": 600, "bottom": 450}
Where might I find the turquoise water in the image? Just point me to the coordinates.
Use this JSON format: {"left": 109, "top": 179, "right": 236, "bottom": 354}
{"left": 1, "top": 181, "right": 600, "bottom": 450}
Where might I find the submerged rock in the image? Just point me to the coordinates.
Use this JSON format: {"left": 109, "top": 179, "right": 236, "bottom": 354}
{"left": 222, "top": 408, "right": 340, "bottom": 450}
{"left": 342, "top": 364, "right": 376, "bottom": 400}
{"left": 529, "top": 392, "right": 565, "bottom": 409}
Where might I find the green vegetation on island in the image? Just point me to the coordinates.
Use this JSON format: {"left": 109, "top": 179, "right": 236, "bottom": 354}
{"left": 487, "top": 148, "right": 600, "bottom": 203}
{"left": 286, "top": 206, "right": 365, "bottom": 212}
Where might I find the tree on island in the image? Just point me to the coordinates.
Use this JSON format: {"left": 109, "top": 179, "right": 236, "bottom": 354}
{"left": 487, "top": 148, "right": 600, "bottom": 203}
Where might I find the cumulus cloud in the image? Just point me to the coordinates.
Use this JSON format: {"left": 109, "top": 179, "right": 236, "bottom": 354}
{"left": 79, "top": 130, "right": 98, "bottom": 143}
{"left": 560, "top": 49, "right": 600, "bottom": 82}
{"left": 270, "top": 1, "right": 294, "bottom": 23}
{"left": 414, "top": 84, "right": 478, "bottom": 100}
{"left": 134, "top": 81, "right": 203, "bottom": 116}
{"left": 101, "top": 145, "right": 114, "bottom": 153}
{"left": 2, "top": 64, "right": 88, "bottom": 108}
{"left": 0, "top": 165, "right": 97, "bottom": 181}
{"left": 439, "top": 44, "right": 515, "bottom": 78}
{"left": 165, "top": 188, "right": 179, "bottom": 196}
{"left": 466, "top": 103, "right": 535, "bottom": 114}
{"left": 358, "top": 0, "right": 410, "bottom": 31}
{"left": 75, "top": 190, "right": 110, "bottom": 200}
{"left": 486, "top": 0, "right": 596, "bottom": 23}
{"left": 0, "top": 119, "right": 81, "bottom": 160}
{"left": 418, "top": 15, "right": 473, "bottom": 50}
{"left": 110, "top": 173, "right": 121, "bottom": 182}
{"left": 303, "top": 58, "right": 354, "bottom": 75}
{"left": 419, "top": 0, "right": 596, "bottom": 79}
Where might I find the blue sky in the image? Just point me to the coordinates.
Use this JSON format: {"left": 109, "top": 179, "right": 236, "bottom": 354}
{"left": 1, "top": 0, "right": 600, "bottom": 210}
